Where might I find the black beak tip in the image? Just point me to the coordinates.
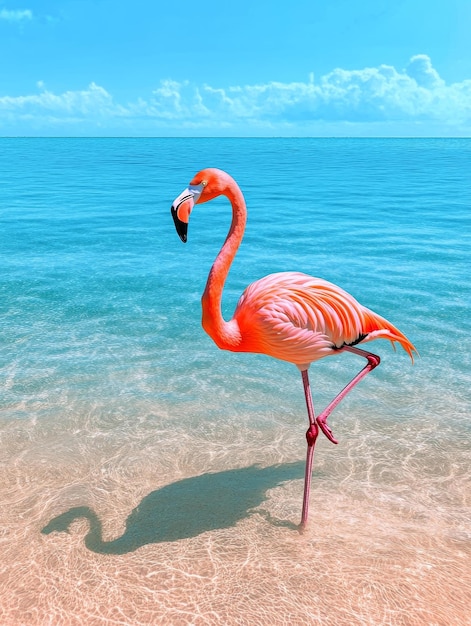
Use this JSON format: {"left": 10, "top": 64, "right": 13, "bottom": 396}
{"left": 171, "top": 206, "right": 188, "bottom": 243}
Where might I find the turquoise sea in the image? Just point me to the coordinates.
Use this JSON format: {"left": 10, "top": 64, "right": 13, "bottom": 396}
{"left": 1, "top": 138, "right": 470, "bottom": 625}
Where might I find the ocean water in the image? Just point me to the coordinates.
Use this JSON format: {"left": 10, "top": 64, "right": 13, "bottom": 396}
{"left": 0, "top": 138, "right": 470, "bottom": 625}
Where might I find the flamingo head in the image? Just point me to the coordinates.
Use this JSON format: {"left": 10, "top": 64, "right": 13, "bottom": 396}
{"left": 170, "top": 168, "right": 234, "bottom": 242}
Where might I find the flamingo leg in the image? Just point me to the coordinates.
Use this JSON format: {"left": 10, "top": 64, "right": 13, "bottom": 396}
{"left": 316, "top": 346, "right": 381, "bottom": 444}
{"left": 299, "top": 347, "right": 380, "bottom": 528}
{"left": 300, "top": 369, "right": 319, "bottom": 528}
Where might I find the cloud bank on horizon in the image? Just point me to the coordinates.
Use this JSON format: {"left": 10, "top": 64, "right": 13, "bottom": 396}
{"left": 1, "top": 55, "right": 470, "bottom": 136}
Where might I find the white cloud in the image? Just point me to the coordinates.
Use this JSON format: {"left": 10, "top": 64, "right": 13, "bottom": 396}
{"left": 1, "top": 55, "right": 470, "bottom": 135}
{"left": 1, "top": 82, "right": 120, "bottom": 116}
{"left": 128, "top": 55, "right": 471, "bottom": 130}
{"left": 0, "top": 8, "right": 33, "bottom": 21}
{"left": 406, "top": 54, "right": 444, "bottom": 89}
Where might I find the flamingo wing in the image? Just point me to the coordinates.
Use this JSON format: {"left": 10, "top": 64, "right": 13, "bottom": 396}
{"left": 233, "top": 272, "right": 415, "bottom": 367}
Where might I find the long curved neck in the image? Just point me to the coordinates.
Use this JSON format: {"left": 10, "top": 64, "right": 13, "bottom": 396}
{"left": 201, "top": 183, "right": 246, "bottom": 350}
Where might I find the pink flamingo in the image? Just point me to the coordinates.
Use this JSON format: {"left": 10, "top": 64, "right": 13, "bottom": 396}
{"left": 171, "top": 168, "right": 417, "bottom": 527}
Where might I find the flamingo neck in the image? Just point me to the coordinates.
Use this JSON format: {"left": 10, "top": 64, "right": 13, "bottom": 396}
{"left": 201, "top": 183, "right": 246, "bottom": 350}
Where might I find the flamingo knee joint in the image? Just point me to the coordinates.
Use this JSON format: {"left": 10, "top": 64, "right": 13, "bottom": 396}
{"left": 367, "top": 354, "right": 381, "bottom": 369}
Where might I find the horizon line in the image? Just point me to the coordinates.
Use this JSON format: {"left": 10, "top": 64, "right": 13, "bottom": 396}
{"left": 1, "top": 135, "right": 470, "bottom": 140}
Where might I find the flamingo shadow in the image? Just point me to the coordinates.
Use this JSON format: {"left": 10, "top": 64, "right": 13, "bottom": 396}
{"left": 41, "top": 462, "right": 305, "bottom": 554}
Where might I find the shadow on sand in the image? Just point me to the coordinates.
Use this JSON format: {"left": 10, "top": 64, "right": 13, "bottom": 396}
{"left": 41, "top": 462, "right": 305, "bottom": 554}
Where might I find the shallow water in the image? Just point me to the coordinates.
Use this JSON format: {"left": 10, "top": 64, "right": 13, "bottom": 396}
{"left": 1, "top": 138, "right": 470, "bottom": 625}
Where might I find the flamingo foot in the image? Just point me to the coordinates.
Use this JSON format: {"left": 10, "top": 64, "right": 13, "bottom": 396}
{"left": 316, "top": 415, "right": 339, "bottom": 445}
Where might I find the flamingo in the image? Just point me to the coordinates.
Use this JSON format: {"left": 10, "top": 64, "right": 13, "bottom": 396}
{"left": 170, "top": 168, "right": 417, "bottom": 527}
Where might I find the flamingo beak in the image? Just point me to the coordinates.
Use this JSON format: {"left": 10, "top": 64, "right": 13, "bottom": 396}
{"left": 170, "top": 183, "right": 204, "bottom": 243}
{"left": 171, "top": 199, "right": 190, "bottom": 242}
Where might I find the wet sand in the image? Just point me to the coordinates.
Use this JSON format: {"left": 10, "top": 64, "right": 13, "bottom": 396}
{"left": 1, "top": 406, "right": 469, "bottom": 626}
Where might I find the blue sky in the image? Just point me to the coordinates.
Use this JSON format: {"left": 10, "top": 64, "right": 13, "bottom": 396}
{"left": 1, "top": 0, "right": 470, "bottom": 136}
